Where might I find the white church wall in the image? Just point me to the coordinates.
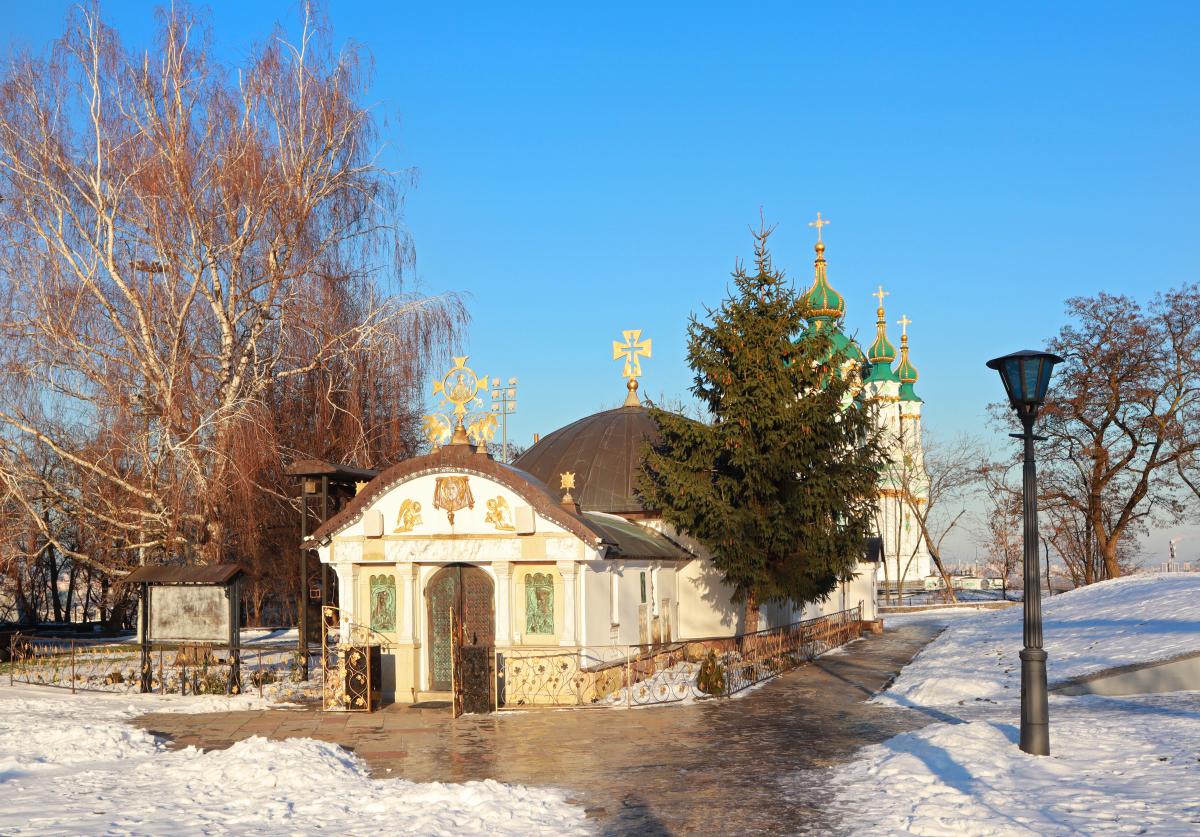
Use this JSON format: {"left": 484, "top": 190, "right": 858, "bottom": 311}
{"left": 675, "top": 557, "right": 742, "bottom": 638}
{"left": 582, "top": 560, "right": 617, "bottom": 647}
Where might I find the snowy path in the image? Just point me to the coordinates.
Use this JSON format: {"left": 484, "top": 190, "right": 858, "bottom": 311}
{"left": 0, "top": 687, "right": 587, "bottom": 836}
{"left": 829, "top": 575, "right": 1200, "bottom": 836}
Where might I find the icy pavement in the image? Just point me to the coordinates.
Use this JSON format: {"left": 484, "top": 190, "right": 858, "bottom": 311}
{"left": 829, "top": 574, "right": 1200, "bottom": 836}
{"left": 0, "top": 686, "right": 587, "bottom": 836}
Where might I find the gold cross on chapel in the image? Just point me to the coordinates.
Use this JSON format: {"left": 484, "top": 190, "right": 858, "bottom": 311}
{"left": 808, "top": 212, "right": 830, "bottom": 243}
{"left": 873, "top": 285, "right": 889, "bottom": 307}
{"left": 613, "top": 329, "right": 652, "bottom": 406}
{"left": 897, "top": 314, "right": 912, "bottom": 338}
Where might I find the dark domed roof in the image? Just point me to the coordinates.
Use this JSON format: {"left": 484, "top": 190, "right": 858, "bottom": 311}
{"left": 513, "top": 405, "right": 660, "bottom": 515}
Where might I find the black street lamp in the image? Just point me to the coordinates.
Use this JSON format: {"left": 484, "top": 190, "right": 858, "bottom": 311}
{"left": 986, "top": 348, "right": 1063, "bottom": 756}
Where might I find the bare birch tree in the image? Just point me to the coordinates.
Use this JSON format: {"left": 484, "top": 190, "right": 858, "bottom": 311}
{"left": 0, "top": 3, "right": 463, "bottom": 602}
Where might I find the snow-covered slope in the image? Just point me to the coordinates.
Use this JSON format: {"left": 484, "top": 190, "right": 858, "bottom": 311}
{"left": 832, "top": 692, "right": 1200, "bottom": 835}
{"left": 0, "top": 687, "right": 587, "bottom": 836}
{"left": 828, "top": 574, "right": 1200, "bottom": 836}
{"left": 880, "top": 573, "right": 1200, "bottom": 707}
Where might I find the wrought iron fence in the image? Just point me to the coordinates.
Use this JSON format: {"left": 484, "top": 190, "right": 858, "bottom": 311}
{"left": 8, "top": 633, "right": 315, "bottom": 698}
{"left": 500, "top": 604, "right": 864, "bottom": 708}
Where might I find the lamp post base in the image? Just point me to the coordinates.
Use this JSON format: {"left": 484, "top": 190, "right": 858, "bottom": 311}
{"left": 1019, "top": 647, "right": 1050, "bottom": 755}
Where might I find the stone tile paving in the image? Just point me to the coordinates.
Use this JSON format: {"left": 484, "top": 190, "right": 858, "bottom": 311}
{"left": 136, "top": 623, "right": 943, "bottom": 836}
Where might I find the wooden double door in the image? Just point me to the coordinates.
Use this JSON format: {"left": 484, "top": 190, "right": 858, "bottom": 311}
{"left": 426, "top": 564, "right": 495, "bottom": 712}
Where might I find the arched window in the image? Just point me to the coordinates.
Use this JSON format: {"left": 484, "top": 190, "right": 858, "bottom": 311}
{"left": 524, "top": 572, "right": 554, "bottom": 635}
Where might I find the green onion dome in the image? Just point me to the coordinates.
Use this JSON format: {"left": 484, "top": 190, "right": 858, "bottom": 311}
{"left": 804, "top": 242, "right": 845, "bottom": 321}
{"left": 867, "top": 304, "right": 898, "bottom": 364}
{"left": 897, "top": 331, "right": 922, "bottom": 402}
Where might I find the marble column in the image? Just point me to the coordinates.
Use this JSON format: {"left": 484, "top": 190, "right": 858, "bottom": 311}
{"left": 557, "top": 560, "right": 578, "bottom": 647}
{"left": 398, "top": 563, "right": 417, "bottom": 643}
{"left": 334, "top": 562, "right": 354, "bottom": 642}
{"left": 493, "top": 561, "right": 513, "bottom": 647}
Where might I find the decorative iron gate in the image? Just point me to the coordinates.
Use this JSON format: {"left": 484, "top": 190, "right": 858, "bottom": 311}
{"left": 320, "top": 605, "right": 389, "bottom": 712}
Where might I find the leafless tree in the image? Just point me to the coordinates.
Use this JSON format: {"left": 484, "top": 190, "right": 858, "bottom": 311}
{"left": 1015, "top": 288, "right": 1200, "bottom": 581}
{"left": 880, "top": 433, "right": 983, "bottom": 603}
{"left": 982, "top": 488, "right": 1022, "bottom": 599}
{"left": 0, "top": 3, "right": 463, "bottom": 619}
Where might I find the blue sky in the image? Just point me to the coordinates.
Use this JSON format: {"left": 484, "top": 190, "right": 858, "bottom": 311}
{"left": 5, "top": 2, "right": 1199, "bottom": 562}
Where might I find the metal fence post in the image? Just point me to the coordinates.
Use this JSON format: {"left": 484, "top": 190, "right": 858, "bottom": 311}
{"left": 70, "top": 641, "right": 76, "bottom": 695}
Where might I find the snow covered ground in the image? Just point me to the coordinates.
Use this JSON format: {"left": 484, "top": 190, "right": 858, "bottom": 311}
{"left": 830, "top": 574, "right": 1200, "bottom": 835}
{"left": 0, "top": 685, "right": 588, "bottom": 836}
{"left": 880, "top": 573, "right": 1200, "bottom": 707}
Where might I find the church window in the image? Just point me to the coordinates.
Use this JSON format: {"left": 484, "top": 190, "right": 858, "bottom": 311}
{"left": 524, "top": 572, "right": 554, "bottom": 635}
{"left": 369, "top": 574, "right": 396, "bottom": 633}
{"left": 640, "top": 571, "right": 647, "bottom": 603}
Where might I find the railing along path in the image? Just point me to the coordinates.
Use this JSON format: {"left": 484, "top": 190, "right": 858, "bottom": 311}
{"left": 501, "top": 604, "right": 865, "bottom": 708}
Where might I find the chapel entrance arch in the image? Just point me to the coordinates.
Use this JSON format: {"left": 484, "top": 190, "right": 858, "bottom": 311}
{"left": 426, "top": 564, "right": 495, "bottom": 712}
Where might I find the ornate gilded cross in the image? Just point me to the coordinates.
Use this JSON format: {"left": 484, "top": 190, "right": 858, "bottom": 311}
{"left": 897, "top": 314, "right": 912, "bottom": 339}
{"left": 808, "top": 211, "right": 830, "bottom": 243}
{"left": 560, "top": 471, "right": 576, "bottom": 504}
{"left": 873, "top": 285, "right": 889, "bottom": 307}
{"left": 427, "top": 356, "right": 488, "bottom": 446}
{"left": 613, "top": 329, "right": 652, "bottom": 405}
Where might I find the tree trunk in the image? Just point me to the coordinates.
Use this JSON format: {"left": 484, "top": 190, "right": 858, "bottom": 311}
{"left": 743, "top": 589, "right": 760, "bottom": 634}
{"left": 1103, "top": 545, "right": 1122, "bottom": 580}
{"left": 923, "top": 540, "right": 959, "bottom": 604}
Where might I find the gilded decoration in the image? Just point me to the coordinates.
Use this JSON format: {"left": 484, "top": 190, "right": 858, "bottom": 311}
{"left": 612, "top": 329, "right": 652, "bottom": 406}
{"left": 485, "top": 496, "right": 516, "bottom": 531}
{"left": 423, "top": 357, "right": 489, "bottom": 448}
{"left": 369, "top": 575, "right": 396, "bottom": 633}
{"left": 395, "top": 499, "right": 423, "bottom": 533}
{"left": 524, "top": 572, "right": 555, "bottom": 635}
{"left": 434, "top": 475, "right": 474, "bottom": 524}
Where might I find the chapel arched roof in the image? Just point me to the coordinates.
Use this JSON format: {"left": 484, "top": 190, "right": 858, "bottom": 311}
{"left": 512, "top": 405, "right": 660, "bottom": 516}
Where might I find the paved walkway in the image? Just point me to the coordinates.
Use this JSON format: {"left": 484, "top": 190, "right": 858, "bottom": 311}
{"left": 135, "top": 623, "right": 942, "bottom": 836}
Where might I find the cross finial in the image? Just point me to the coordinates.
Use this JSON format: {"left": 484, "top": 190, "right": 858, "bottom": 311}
{"left": 897, "top": 314, "right": 912, "bottom": 338}
{"left": 808, "top": 211, "right": 830, "bottom": 243}
{"left": 873, "top": 285, "right": 889, "bottom": 308}
{"left": 612, "top": 329, "right": 652, "bottom": 405}
{"left": 428, "top": 356, "right": 488, "bottom": 445}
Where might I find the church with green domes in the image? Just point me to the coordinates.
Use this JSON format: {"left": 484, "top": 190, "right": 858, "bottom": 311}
{"left": 800, "top": 217, "right": 933, "bottom": 593}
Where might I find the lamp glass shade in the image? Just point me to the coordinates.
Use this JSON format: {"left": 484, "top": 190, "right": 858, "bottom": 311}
{"left": 986, "top": 350, "right": 1064, "bottom": 411}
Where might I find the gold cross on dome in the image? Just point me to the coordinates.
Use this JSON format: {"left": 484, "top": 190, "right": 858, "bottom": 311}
{"left": 897, "top": 314, "right": 912, "bottom": 338}
{"left": 560, "top": 472, "right": 576, "bottom": 491}
{"left": 808, "top": 212, "right": 830, "bottom": 242}
{"left": 612, "top": 329, "right": 652, "bottom": 379}
{"left": 873, "top": 285, "right": 889, "bottom": 307}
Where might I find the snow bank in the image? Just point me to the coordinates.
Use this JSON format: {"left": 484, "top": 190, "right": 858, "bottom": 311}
{"left": 831, "top": 692, "right": 1200, "bottom": 835}
{"left": 880, "top": 574, "right": 1200, "bottom": 707}
{"left": 0, "top": 686, "right": 588, "bottom": 835}
{"left": 828, "top": 574, "right": 1200, "bottom": 835}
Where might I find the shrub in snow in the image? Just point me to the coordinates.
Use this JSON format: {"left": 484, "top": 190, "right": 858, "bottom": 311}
{"left": 697, "top": 650, "right": 727, "bottom": 696}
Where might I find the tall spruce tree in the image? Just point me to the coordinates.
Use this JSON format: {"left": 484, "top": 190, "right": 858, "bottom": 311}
{"left": 639, "top": 224, "right": 883, "bottom": 631}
